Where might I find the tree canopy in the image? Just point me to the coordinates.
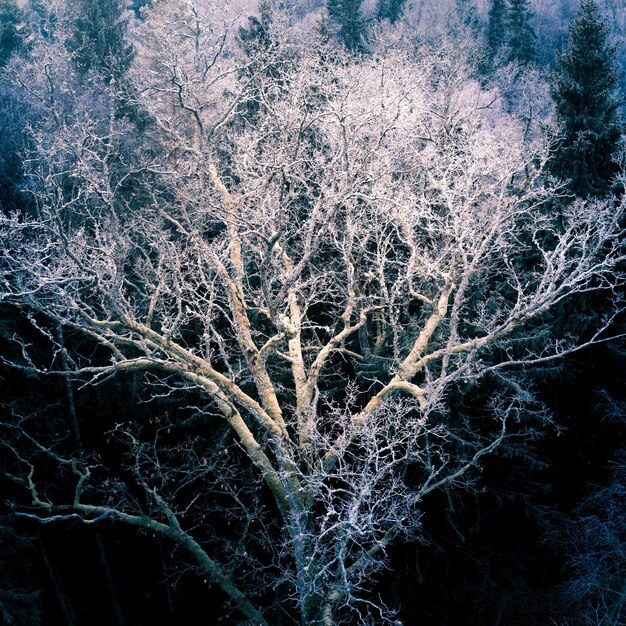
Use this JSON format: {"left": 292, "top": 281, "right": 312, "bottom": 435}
{"left": 0, "top": 1, "right": 624, "bottom": 624}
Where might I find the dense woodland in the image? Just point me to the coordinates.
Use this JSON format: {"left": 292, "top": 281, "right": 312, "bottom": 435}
{"left": 0, "top": 0, "right": 625, "bottom": 624}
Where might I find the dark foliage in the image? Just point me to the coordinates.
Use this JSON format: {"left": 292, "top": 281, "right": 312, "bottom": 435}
{"left": 327, "top": 0, "right": 366, "bottom": 51}
{"left": 0, "top": 0, "right": 27, "bottom": 67}
{"left": 0, "top": 519, "right": 41, "bottom": 625}
{"left": 506, "top": 0, "right": 537, "bottom": 65}
{"left": 487, "top": 0, "right": 507, "bottom": 57}
{"left": 68, "top": 0, "right": 134, "bottom": 80}
{"left": 376, "top": 0, "right": 406, "bottom": 24}
{"left": 0, "top": 2, "right": 625, "bottom": 625}
{"left": 549, "top": 0, "right": 622, "bottom": 198}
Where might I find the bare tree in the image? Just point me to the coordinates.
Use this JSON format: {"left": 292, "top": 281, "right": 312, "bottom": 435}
{"left": 1, "top": 2, "right": 624, "bottom": 624}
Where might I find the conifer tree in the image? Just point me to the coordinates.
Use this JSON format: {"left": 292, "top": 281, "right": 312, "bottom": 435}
{"left": 550, "top": 0, "right": 622, "bottom": 197}
{"left": 455, "top": 0, "right": 480, "bottom": 32}
{"left": 487, "top": 0, "right": 507, "bottom": 57}
{"left": 376, "top": 0, "right": 406, "bottom": 24}
{"left": 0, "top": 0, "right": 26, "bottom": 67}
{"left": 236, "top": 1, "right": 280, "bottom": 121}
{"left": 129, "top": 1, "right": 152, "bottom": 20}
{"left": 68, "top": 0, "right": 134, "bottom": 81}
{"left": 238, "top": 0, "right": 273, "bottom": 60}
{"left": 506, "top": 0, "right": 536, "bottom": 65}
{"left": 0, "top": 2, "right": 30, "bottom": 213}
{"left": 327, "top": 0, "right": 365, "bottom": 51}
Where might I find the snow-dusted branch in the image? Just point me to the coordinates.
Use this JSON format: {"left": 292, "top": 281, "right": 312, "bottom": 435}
{"left": 1, "top": 5, "right": 624, "bottom": 623}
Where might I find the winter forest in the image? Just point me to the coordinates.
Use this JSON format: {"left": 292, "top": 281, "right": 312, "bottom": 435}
{"left": 0, "top": 0, "right": 625, "bottom": 624}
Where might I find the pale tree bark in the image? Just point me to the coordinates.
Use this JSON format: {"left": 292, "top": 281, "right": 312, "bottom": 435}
{"left": 1, "top": 3, "right": 625, "bottom": 624}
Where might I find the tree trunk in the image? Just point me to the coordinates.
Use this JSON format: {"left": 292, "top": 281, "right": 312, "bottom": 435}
{"left": 491, "top": 589, "right": 508, "bottom": 626}
{"left": 39, "top": 535, "right": 75, "bottom": 626}
{"left": 58, "top": 325, "right": 126, "bottom": 626}
{"left": 94, "top": 529, "right": 126, "bottom": 626}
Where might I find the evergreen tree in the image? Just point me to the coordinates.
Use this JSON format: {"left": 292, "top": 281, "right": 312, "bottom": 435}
{"left": 506, "top": 0, "right": 536, "bottom": 65}
{"left": 550, "top": 0, "right": 622, "bottom": 197}
{"left": 455, "top": 0, "right": 480, "bottom": 32}
{"left": 327, "top": 0, "right": 365, "bottom": 51}
{"left": 238, "top": 0, "right": 273, "bottom": 60}
{"left": 0, "top": 2, "right": 30, "bottom": 213}
{"left": 129, "top": 0, "right": 152, "bottom": 20}
{"left": 236, "top": 1, "right": 280, "bottom": 121}
{"left": 487, "top": 0, "right": 507, "bottom": 57}
{"left": 376, "top": 0, "right": 406, "bottom": 24}
{"left": 0, "top": 0, "right": 26, "bottom": 67}
{"left": 68, "top": 0, "right": 134, "bottom": 81}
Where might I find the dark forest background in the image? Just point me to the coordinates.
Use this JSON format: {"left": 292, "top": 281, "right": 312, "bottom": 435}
{"left": 0, "top": 1, "right": 625, "bottom": 624}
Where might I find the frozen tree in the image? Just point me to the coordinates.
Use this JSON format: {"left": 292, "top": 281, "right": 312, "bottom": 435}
{"left": 1, "top": 1, "right": 625, "bottom": 623}
{"left": 560, "top": 450, "right": 626, "bottom": 625}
